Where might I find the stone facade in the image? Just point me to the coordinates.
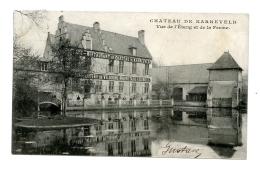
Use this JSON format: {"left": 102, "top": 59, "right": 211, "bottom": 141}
{"left": 41, "top": 16, "right": 153, "bottom": 106}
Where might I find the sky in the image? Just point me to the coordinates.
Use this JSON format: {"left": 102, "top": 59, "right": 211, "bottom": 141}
{"left": 14, "top": 11, "right": 249, "bottom": 72}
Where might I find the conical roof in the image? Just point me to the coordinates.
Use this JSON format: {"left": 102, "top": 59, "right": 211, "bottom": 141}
{"left": 207, "top": 52, "right": 243, "bottom": 70}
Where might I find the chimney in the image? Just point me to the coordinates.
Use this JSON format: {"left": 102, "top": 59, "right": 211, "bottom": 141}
{"left": 59, "top": 15, "right": 64, "bottom": 22}
{"left": 104, "top": 45, "right": 108, "bottom": 52}
{"left": 93, "top": 22, "right": 100, "bottom": 32}
{"left": 138, "top": 30, "right": 145, "bottom": 45}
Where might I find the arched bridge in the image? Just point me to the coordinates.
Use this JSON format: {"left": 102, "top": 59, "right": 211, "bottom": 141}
{"left": 39, "top": 96, "right": 61, "bottom": 108}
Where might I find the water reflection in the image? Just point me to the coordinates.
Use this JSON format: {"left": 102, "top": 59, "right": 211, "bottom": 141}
{"left": 13, "top": 108, "right": 246, "bottom": 159}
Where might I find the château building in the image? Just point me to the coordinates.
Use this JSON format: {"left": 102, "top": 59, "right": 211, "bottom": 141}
{"left": 41, "top": 16, "right": 153, "bottom": 105}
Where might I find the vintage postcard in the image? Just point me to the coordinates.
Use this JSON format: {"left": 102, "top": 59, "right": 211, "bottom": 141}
{"left": 12, "top": 11, "right": 248, "bottom": 159}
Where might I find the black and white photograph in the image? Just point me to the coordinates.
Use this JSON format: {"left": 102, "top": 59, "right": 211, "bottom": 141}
{"left": 11, "top": 11, "right": 249, "bottom": 159}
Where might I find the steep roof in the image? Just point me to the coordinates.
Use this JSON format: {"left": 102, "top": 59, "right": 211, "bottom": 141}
{"left": 65, "top": 22, "right": 105, "bottom": 52}
{"left": 54, "top": 22, "right": 152, "bottom": 59}
{"left": 207, "top": 52, "right": 242, "bottom": 70}
{"left": 151, "top": 63, "right": 213, "bottom": 84}
{"left": 188, "top": 86, "right": 208, "bottom": 94}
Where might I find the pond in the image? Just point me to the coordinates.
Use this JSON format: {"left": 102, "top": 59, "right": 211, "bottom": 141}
{"left": 12, "top": 107, "right": 247, "bottom": 159}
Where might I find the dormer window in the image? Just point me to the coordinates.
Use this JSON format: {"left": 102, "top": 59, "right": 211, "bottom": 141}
{"left": 82, "top": 32, "right": 93, "bottom": 50}
{"left": 86, "top": 40, "right": 91, "bottom": 49}
{"left": 132, "top": 48, "right": 137, "bottom": 56}
{"left": 129, "top": 44, "right": 137, "bottom": 56}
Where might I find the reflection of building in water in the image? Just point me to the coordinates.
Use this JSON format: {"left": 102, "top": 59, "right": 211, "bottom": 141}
{"left": 14, "top": 108, "right": 243, "bottom": 156}
{"left": 207, "top": 108, "right": 242, "bottom": 147}
{"left": 70, "top": 110, "right": 152, "bottom": 156}
{"left": 149, "top": 108, "right": 242, "bottom": 148}
{"left": 149, "top": 109, "right": 209, "bottom": 146}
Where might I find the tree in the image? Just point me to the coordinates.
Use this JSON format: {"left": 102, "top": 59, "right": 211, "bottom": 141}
{"left": 152, "top": 58, "right": 165, "bottom": 68}
{"left": 152, "top": 67, "right": 174, "bottom": 100}
{"left": 48, "top": 38, "right": 95, "bottom": 117}
{"left": 14, "top": 10, "right": 48, "bottom": 35}
{"left": 13, "top": 36, "right": 42, "bottom": 118}
{"left": 13, "top": 10, "right": 51, "bottom": 118}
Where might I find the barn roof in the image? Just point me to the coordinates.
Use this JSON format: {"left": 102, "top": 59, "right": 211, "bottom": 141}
{"left": 151, "top": 63, "right": 213, "bottom": 84}
{"left": 188, "top": 86, "right": 208, "bottom": 94}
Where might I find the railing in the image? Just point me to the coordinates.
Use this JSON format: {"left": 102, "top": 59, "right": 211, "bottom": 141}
{"left": 136, "top": 100, "right": 149, "bottom": 106}
{"left": 67, "top": 100, "right": 84, "bottom": 107}
{"left": 39, "top": 96, "right": 61, "bottom": 106}
{"left": 67, "top": 99, "right": 175, "bottom": 108}
{"left": 70, "top": 136, "right": 96, "bottom": 146}
{"left": 105, "top": 100, "right": 119, "bottom": 107}
{"left": 162, "top": 100, "right": 171, "bottom": 105}
{"left": 151, "top": 100, "right": 160, "bottom": 105}
{"left": 121, "top": 100, "right": 134, "bottom": 106}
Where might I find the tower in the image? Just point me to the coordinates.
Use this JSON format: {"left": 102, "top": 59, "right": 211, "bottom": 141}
{"left": 207, "top": 52, "right": 243, "bottom": 108}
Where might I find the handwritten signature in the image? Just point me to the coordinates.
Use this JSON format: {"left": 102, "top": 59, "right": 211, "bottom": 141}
{"left": 161, "top": 141, "right": 202, "bottom": 158}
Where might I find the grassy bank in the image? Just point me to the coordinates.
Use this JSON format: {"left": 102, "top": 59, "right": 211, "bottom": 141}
{"left": 14, "top": 116, "right": 100, "bottom": 129}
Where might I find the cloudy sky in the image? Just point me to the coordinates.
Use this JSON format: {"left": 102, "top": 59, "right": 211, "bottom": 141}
{"left": 14, "top": 11, "right": 249, "bottom": 72}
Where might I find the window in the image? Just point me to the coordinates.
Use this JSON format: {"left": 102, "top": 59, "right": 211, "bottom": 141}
{"left": 132, "top": 48, "right": 137, "bottom": 56}
{"left": 119, "top": 60, "right": 124, "bottom": 73}
{"left": 119, "top": 82, "right": 124, "bottom": 93}
{"left": 86, "top": 40, "right": 91, "bottom": 49}
{"left": 118, "top": 122, "right": 123, "bottom": 133}
{"left": 95, "top": 125, "right": 102, "bottom": 135}
{"left": 59, "top": 28, "right": 61, "bottom": 34}
{"left": 84, "top": 80, "right": 91, "bottom": 93}
{"left": 145, "top": 63, "right": 149, "bottom": 75}
{"left": 132, "top": 82, "right": 136, "bottom": 93}
{"left": 72, "top": 78, "right": 79, "bottom": 92}
{"left": 144, "top": 83, "right": 149, "bottom": 93}
{"left": 84, "top": 56, "right": 92, "bottom": 70}
{"left": 109, "top": 59, "right": 114, "bottom": 72}
{"left": 108, "top": 143, "right": 113, "bottom": 156}
{"left": 144, "top": 139, "right": 149, "bottom": 150}
{"left": 41, "top": 62, "right": 48, "bottom": 71}
{"left": 131, "top": 140, "right": 136, "bottom": 153}
{"left": 144, "top": 119, "right": 149, "bottom": 130}
{"left": 47, "top": 51, "right": 50, "bottom": 57}
{"left": 132, "top": 62, "right": 137, "bottom": 74}
{"left": 109, "top": 81, "right": 114, "bottom": 92}
{"left": 118, "top": 142, "right": 123, "bottom": 155}
{"left": 131, "top": 120, "right": 136, "bottom": 131}
{"left": 96, "top": 81, "right": 102, "bottom": 92}
{"left": 108, "top": 123, "right": 114, "bottom": 130}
